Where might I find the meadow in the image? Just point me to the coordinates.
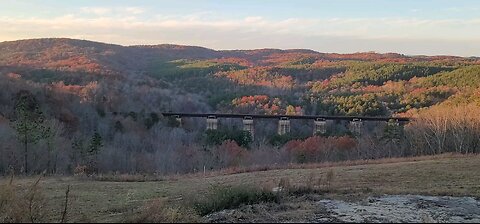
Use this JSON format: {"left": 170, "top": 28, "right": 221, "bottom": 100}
{"left": 1, "top": 153, "right": 479, "bottom": 222}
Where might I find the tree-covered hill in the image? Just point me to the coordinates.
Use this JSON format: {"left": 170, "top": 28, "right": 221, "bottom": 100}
{"left": 1, "top": 38, "right": 479, "bottom": 175}
{"left": 1, "top": 38, "right": 479, "bottom": 117}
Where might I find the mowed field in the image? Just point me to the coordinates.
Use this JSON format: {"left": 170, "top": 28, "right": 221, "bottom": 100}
{"left": 1, "top": 154, "right": 480, "bottom": 222}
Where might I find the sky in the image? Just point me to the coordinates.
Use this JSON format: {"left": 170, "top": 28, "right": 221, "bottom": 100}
{"left": 1, "top": 0, "right": 479, "bottom": 56}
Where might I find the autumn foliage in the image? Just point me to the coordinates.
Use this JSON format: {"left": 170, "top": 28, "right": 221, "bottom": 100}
{"left": 283, "top": 136, "right": 357, "bottom": 163}
{"left": 214, "top": 140, "right": 248, "bottom": 168}
{"left": 0, "top": 38, "right": 480, "bottom": 176}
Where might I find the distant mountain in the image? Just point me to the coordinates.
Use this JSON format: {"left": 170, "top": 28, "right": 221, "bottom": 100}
{"left": 0, "top": 38, "right": 473, "bottom": 77}
{"left": 1, "top": 38, "right": 479, "bottom": 118}
{"left": 0, "top": 38, "right": 122, "bottom": 74}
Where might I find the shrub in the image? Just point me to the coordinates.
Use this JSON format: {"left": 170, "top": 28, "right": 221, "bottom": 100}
{"left": 277, "top": 177, "right": 291, "bottom": 193}
{"left": 213, "top": 140, "right": 248, "bottom": 168}
{"left": 193, "top": 185, "right": 279, "bottom": 216}
{"left": 283, "top": 136, "right": 357, "bottom": 163}
{"left": 73, "top": 165, "right": 87, "bottom": 176}
{"left": 0, "top": 175, "right": 46, "bottom": 223}
{"left": 326, "top": 169, "right": 336, "bottom": 190}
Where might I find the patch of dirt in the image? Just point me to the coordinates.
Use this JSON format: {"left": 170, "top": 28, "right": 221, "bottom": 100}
{"left": 317, "top": 195, "right": 480, "bottom": 223}
{"left": 204, "top": 202, "right": 320, "bottom": 223}
{"left": 205, "top": 195, "right": 480, "bottom": 223}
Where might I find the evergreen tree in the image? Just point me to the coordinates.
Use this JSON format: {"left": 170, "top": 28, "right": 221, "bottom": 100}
{"left": 12, "top": 90, "right": 45, "bottom": 174}
{"left": 381, "top": 119, "right": 403, "bottom": 144}
{"left": 43, "top": 125, "right": 55, "bottom": 173}
{"left": 87, "top": 131, "right": 103, "bottom": 174}
{"left": 88, "top": 132, "right": 103, "bottom": 155}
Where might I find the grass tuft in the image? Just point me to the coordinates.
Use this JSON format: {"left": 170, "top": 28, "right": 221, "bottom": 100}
{"left": 276, "top": 170, "right": 337, "bottom": 196}
{"left": 0, "top": 174, "right": 47, "bottom": 223}
{"left": 129, "top": 199, "right": 201, "bottom": 223}
{"left": 193, "top": 185, "right": 280, "bottom": 216}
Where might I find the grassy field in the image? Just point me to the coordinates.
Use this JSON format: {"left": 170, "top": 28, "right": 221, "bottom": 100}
{"left": 1, "top": 154, "right": 480, "bottom": 222}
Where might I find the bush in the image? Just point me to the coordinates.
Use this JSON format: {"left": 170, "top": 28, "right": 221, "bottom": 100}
{"left": 193, "top": 185, "right": 279, "bottom": 216}
{"left": 283, "top": 136, "right": 357, "bottom": 163}
{"left": 0, "top": 175, "right": 46, "bottom": 223}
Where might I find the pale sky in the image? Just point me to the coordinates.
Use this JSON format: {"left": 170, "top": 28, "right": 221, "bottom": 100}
{"left": 1, "top": 0, "right": 480, "bottom": 56}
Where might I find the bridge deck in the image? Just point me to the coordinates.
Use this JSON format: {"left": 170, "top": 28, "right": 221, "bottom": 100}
{"left": 161, "top": 112, "right": 411, "bottom": 122}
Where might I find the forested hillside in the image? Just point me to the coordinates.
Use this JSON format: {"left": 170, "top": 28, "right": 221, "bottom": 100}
{"left": 0, "top": 38, "right": 479, "bottom": 175}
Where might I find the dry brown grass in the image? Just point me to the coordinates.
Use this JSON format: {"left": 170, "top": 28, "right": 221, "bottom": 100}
{"left": 0, "top": 174, "right": 46, "bottom": 223}
{"left": 273, "top": 168, "right": 339, "bottom": 198}
{"left": 197, "top": 153, "right": 468, "bottom": 178}
{"left": 128, "top": 199, "right": 201, "bottom": 223}
{"left": 73, "top": 153, "right": 467, "bottom": 183}
{"left": 88, "top": 173, "right": 167, "bottom": 182}
{"left": 1, "top": 153, "right": 479, "bottom": 222}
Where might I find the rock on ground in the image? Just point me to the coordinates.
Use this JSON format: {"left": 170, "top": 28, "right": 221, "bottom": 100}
{"left": 317, "top": 195, "right": 480, "bottom": 223}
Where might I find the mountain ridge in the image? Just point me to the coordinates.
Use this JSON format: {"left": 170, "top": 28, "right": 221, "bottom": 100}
{"left": 0, "top": 38, "right": 474, "bottom": 77}
{"left": 0, "top": 38, "right": 471, "bottom": 59}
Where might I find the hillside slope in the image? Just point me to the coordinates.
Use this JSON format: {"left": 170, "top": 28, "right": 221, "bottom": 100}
{"left": 1, "top": 38, "right": 475, "bottom": 76}
{"left": 1, "top": 38, "right": 479, "bottom": 177}
{"left": 1, "top": 154, "right": 478, "bottom": 222}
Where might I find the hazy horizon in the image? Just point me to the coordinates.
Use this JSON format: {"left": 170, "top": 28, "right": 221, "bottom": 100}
{"left": 2, "top": 37, "right": 477, "bottom": 58}
{"left": 1, "top": 0, "right": 480, "bottom": 57}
